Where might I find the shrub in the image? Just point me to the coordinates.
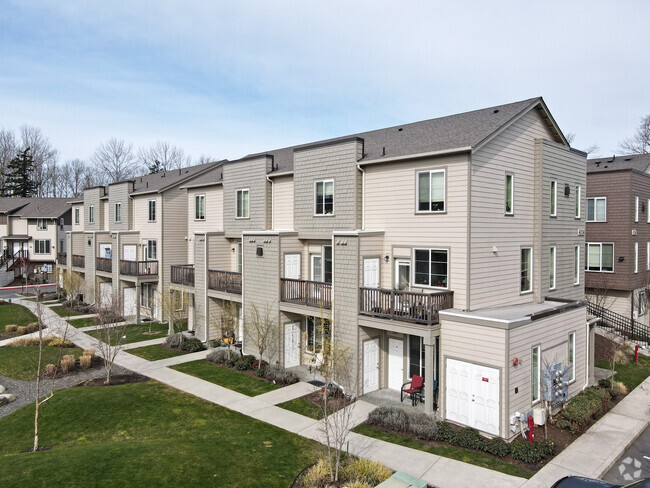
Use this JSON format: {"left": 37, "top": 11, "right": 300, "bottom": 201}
{"left": 408, "top": 411, "right": 438, "bottom": 441}
{"left": 79, "top": 354, "right": 92, "bottom": 370}
{"left": 61, "top": 354, "right": 76, "bottom": 373}
{"left": 97, "top": 310, "right": 124, "bottom": 323}
{"left": 561, "top": 387, "right": 610, "bottom": 425}
{"left": 264, "top": 363, "right": 299, "bottom": 385}
{"left": 44, "top": 337, "right": 74, "bottom": 347}
{"left": 344, "top": 482, "right": 373, "bottom": 488}
{"left": 435, "top": 421, "right": 456, "bottom": 443}
{"left": 226, "top": 357, "right": 238, "bottom": 368}
{"left": 206, "top": 348, "right": 230, "bottom": 364}
{"left": 612, "top": 381, "right": 628, "bottom": 394}
{"left": 26, "top": 322, "right": 39, "bottom": 333}
{"left": 44, "top": 363, "right": 57, "bottom": 377}
{"left": 598, "top": 378, "right": 612, "bottom": 388}
{"left": 5, "top": 324, "right": 17, "bottom": 332}
{"left": 340, "top": 458, "right": 392, "bottom": 486}
{"left": 484, "top": 437, "right": 510, "bottom": 457}
{"left": 367, "top": 406, "right": 410, "bottom": 433}
{"left": 234, "top": 357, "right": 251, "bottom": 370}
{"left": 510, "top": 441, "right": 544, "bottom": 464}
{"left": 178, "top": 337, "right": 206, "bottom": 353}
{"left": 252, "top": 359, "right": 268, "bottom": 369}
{"left": 165, "top": 332, "right": 184, "bottom": 348}
{"left": 83, "top": 348, "right": 95, "bottom": 358}
{"left": 16, "top": 326, "right": 28, "bottom": 335}
{"left": 302, "top": 458, "right": 330, "bottom": 488}
{"left": 256, "top": 365, "right": 267, "bottom": 377}
{"left": 77, "top": 305, "right": 97, "bottom": 314}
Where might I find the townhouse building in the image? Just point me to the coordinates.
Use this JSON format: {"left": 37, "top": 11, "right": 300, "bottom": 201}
{"left": 170, "top": 97, "right": 591, "bottom": 439}
{"left": 585, "top": 153, "right": 650, "bottom": 328}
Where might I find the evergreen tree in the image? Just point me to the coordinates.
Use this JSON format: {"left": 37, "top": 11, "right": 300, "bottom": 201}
{"left": 5, "top": 147, "right": 38, "bottom": 197}
{"left": 148, "top": 159, "right": 163, "bottom": 174}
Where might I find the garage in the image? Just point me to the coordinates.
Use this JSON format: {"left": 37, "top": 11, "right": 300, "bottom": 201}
{"left": 123, "top": 287, "right": 137, "bottom": 317}
{"left": 446, "top": 358, "right": 500, "bottom": 436}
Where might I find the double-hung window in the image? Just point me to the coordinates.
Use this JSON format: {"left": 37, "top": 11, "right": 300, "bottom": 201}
{"left": 148, "top": 200, "right": 156, "bottom": 222}
{"left": 574, "top": 245, "right": 580, "bottom": 285}
{"left": 532, "top": 345, "right": 541, "bottom": 403}
{"left": 314, "top": 180, "right": 334, "bottom": 215}
{"left": 417, "top": 169, "right": 445, "bottom": 212}
{"left": 409, "top": 335, "right": 425, "bottom": 378}
{"left": 505, "top": 173, "right": 514, "bottom": 215}
{"left": 647, "top": 242, "right": 650, "bottom": 270}
{"left": 306, "top": 317, "right": 331, "bottom": 354}
{"left": 34, "top": 240, "right": 50, "bottom": 254}
{"left": 549, "top": 246, "right": 556, "bottom": 290}
{"left": 115, "top": 203, "right": 122, "bottom": 223}
{"left": 195, "top": 194, "right": 205, "bottom": 220}
{"left": 648, "top": 199, "right": 650, "bottom": 223}
{"left": 587, "top": 197, "right": 606, "bottom": 222}
{"left": 635, "top": 196, "right": 640, "bottom": 223}
{"left": 74, "top": 208, "right": 80, "bottom": 225}
{"left": 638, "top": 290, "right": 647, "bottom": 316}
{"left": 414, "top": 248, "right": 448, "bottom": 288}
{"left": 635, "top": 242, "right": 639, "bottom": 273}
{"left": 585, "top": 243, "right": 614, "bottom": 272}
{"left": 236, "top": 189, "right": 249, "bottom": 219}
{"left": 550, "top": 180, "right": 557, "bottom": 216}
{"left": 145, "top": 240, "right": 157, "bottom": 260}
{"left": 37, "top": 219, "right": 47, "bottom": 230}
{"left": 88, "top": 205, "right": 95, "bottom": 224}
{"left": 237, "top": 242, "right": 243, "bottom": 273}
{"left": 521, "top": 247, "right": 532, "bottom": 293}
{"left": 568, "top": 332, "right": 576, "bottom": 382}
{"left": 575, "top": 185, "right": 581, "bottom": 218}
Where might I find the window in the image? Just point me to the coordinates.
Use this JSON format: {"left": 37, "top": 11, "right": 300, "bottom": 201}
{"left": 575, "top": 185, "right": 581, "bottom": 218}
{"left": 568, "top": 332, "right": 576, "bottom": 382}
{"left": 236, "top": 189, "right": 249, "bottom": 218}
{"left": 417, "top": 169, "right": 445, "bottom": 212}
{"left": 115, "top": 203, "right": 121, "bottom": 223}
{"left": 195, "top": 194, "right": 205, "bottom": 220}
{"left": 148, "top": 200, "right": 156, "bottom": 222}
{"left": 647, "top": 242, "right": 650, "bottom": 270}
{"left": 549, "top": 246, "right": 556, "bottom": 290}
{"left": 550, "top": 179, "right": 557, "bottom": 216}
{"left": 88, "top": 205, "right": 95, "bottom": 224}
{"left": 323, "top": 245, "right": 332, "bottom": 284}
{"left": 59, "top": 217, "right": 64, "bottom": 229}
{"left": 408, "top": 335, "right": 425, "bottom": 378}
{"left": 505, "top": 173, "right": 514, "bottom": 215}
{"left": 237, "top": 242, "right": 242, "bottom": 273}
{"left": 141, "top": 283, "right": 152, "bottom": 309}
{"left": 414, "top": 248, "right": 448, "bottom": 288}
{"left": 74, "top": 208, "right": 80, "bottom": 225}
{"left": 521, "top": 247, "right": 532, "bottom": 293}
{"left": 145, "top": 240, "right": 157, "bottom": 260}
{"left": 648, "top": 199, "right": 650, "bottom": 223}
{"left": 638, "top": 290, "right": 647, "bottom": 316}
{"left": 34, "top": 240, "right": 50, "bottom": 254}
{"left": 37, "top": 219, "right": 47, "bottom": 230}
{"left": 635, "top": 242, "right": 639, "bottom": 273}
{"left": 59, "top": 239, "right": 64, "bottom": 252}
{"left": 574, "top": 245, "right": 580, "bottom": 285}
{"left": 306, "top": 317, "right": 330, "bottom": 354}
{"left": 310, "top": 254, "right": 322, "bottom": 281}
{"left": 174, "top": 290, "right": 185, "bottom": 311}
{"left": 532, "top": 345, "right": 541, "bottom": 403}
{"left": 314, "top": 180, "right": 334, "bottom": 215}
{"left": 587, "top": 197, "right": 606, "bottom": 222}
{"left": 635, "top": 196, "right": 639, "bottom": 223}
{"left": 585, "top": 243, "right": 614, "bottom": 272}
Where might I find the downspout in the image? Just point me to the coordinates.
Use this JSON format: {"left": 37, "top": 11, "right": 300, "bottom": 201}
{"left": 266, "top": 175, "right": 274, "bottom": 230}
{"left": 356, "top": 163, "right": 365, "bottom": 230}
{"left": 582, "top": 320, "right": 590, "bottom": 390}
{"left": 204, "top": 233, "right": 209, "bottom": 344}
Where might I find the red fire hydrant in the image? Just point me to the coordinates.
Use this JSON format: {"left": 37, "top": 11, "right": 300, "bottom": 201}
{"left": 635, "top": 344, "right": 639, "bottom": 363}
{"left": 527, "top": 415, "right": 535, "bottom": 443}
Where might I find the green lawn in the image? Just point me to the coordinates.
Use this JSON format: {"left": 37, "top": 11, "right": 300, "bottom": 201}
{"left": 278, "top": 397, "right": 324, "bottom": 420}
{"left": 67, "top": 317, "right": 97, "bottom": 329}
{"left": 353, "top": 424, "right": 533, "bottom": 479}
{"left": 0, "top": 304, "right": 37, "bottom": 328}
{"left": 0, "top": 381, "right": 323, "bottom": 487}
{"left": 128, "top": 344, "right": 183, "bottom": 361}
{"left": 86, "top": 322, "right": 185, "bottom": 345}
{"left": 595, "top": 355, "right": 650, "bottom": 390}
{"left": 50, "top": 305, "right": 84, "bottom": 317}
{"left": 171, "top": 361, "right": 280, "bottom": 396}
{"left": 0, "top": 346, "right": 84, "bottom": 380}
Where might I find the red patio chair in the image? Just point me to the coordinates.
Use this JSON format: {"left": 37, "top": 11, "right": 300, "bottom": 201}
{"left": 401, "top": 375, "right": 424, "bottom": 406}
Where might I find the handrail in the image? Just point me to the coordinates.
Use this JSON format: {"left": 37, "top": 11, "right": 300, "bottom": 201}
{"left": 208, "top": 269, "right": 242, "bottom": 294}
{"left": 280, "top": 278, "right": 332, "bottom": 309}
{"left": 171, "top": 265, "right": 195, "bottom": 286}
{"left": 359, "top": 287, "right": 454, "bottom": 326}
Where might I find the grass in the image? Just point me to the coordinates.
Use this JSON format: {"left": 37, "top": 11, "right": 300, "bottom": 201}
{"left": 0, "top": 346, "right": 85, "bottom": 380}
{"left": 0, "top": 381, "right": 323, "bottom": 487}
{"left": 171, "top": 360, "right": 280, "bottom": 396}
{"left": 0, "top": 304, "right": 37, "bottom": 328}
{"left": 128, "top": 344, "right": 183, "bottom": 361}
{"left": 86, "top": 322, "right": 186, "bottom": 345}
{"left": 278, "top": 397, "right": 324, "bottom": 420}
{"left": 353, "top": 424, "right": 534, "bottom": 479}
{"left": 67, "top": 317, "right": 97, "bottom": 329}
{"left": 50, "top": 305, "right": 84, "bottom": 317}
{"left": 595, "top": 355, "right": 650, "bottom": 390}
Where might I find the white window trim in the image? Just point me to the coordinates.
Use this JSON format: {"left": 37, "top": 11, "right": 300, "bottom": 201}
{"left": 416, "top": 169, "right": 446, "bottom": 214}
{"left": 647, "top": 242, "right": 650, "bottom": 271}
{"left": 568, "top": 332, "right": 576, "bottom": 383}
{"left": 74, "top": 208, "right": 80, "bottom": 225}
{"left": 145, "top": 239, "right": 157, "bottom": 260}
{"left": 310, "top": 254, "right": 322, "bottom": 282}
{"left": 585, "top": 242, "right": 615, "bottom": 273}
{"left": 586, "top": 197, "right": 606, "bottom": 222}
{"left": 115, "top": 202, "right": 122, "bottom": 223}
{"left": 236, "top": 189, "right": 249, "bottom": 219}
{"left": 148, "top": 200, "right": 156, "bottom": 222}
{"left": 549, "top": 246, "right": 556, "bottom": 290}
{"left": 37, "top": 219, "right": 47, "bottom": 231}
{"left": 34, "top": 239, "right": 50, "bottom": 254}
{"left": 195, "top": 194, "right": 206, "bottom": 221}
{"left": 574, "top": 245, "right": 580, "bottom": 285}
{"left": 647, "top": 199, "right": 650, "bottom": 223}
{"left": 236, "top": 242, "right": 243, "bottom": 274}
{"left": 89, "top": 205, "right": 95, "bottom": 224}
{"left": 313, "top": 179, "right": 335, "bottom": 216}
{"left": 634, "top": 242, "right": 639, "bottom": 274}
{"left": 505, "top": 172, "right": 514, "bottom": 216}
{"left": 521, "top": 247, "right": 533, "bottom": 294}
{"left": 635, "top": 196, "right": 640, "bottom": 223}
{"left": 532, "top": 344, "right": 541, "bottom": 405}
{"left": 550, "top": 179, "right": 557, "bottom": 217}
{"left": 575, "top": 185, "right": 581, "bottom": 219}
{"left": 412, "top": 248, "right": 449, "bottom": 289}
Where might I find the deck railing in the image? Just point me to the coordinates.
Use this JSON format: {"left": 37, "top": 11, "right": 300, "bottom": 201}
{"left": 280, "top": 278, "right": 332, "bottom": 309}
{"left": 72, "top": 254, "right": 85, "bottom": 268}
{"left": 208, "top": 270, "right": 242, "bottom": 294}
{"left": 171, "top": 265, "right": 195, "bottom": 286}
{"left": 57, "top": 253, "right": 67, "bottom": 265}
{"left": 96, "top": 257, "right": 112, "bottom": 273}
{"left": 359, "top": 287, "right": 454, "bottom": 326}
{"left": 120, "top": 260, "right": 158, "bottom": 277}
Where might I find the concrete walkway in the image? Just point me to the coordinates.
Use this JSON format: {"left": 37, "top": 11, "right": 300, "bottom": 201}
{"left": 9, "top": 298, "right": 650, "bottom": 488}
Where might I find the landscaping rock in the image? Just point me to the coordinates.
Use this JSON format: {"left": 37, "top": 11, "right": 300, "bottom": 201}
{"left": 0, "top": 384, "right": 5, "bottom": 394}
{"left": 0, "top": 393, "right": 16, "bottom": 406}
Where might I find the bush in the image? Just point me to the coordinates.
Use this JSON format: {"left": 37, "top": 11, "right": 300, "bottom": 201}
{"left": 79, "top": 354, "right": 92, "bottom": 370}
{"left": 226, "top": 357, "right": 238, "bottom": 368}
{"left": 97, "top": 310, "right": 124, "bottom": 323}
{"left": 16, "top": 326, "right": 28, "bottom": 335}
{"left": 598, "top": 378, "right": 612, "bottom": 388}
{"left": 302, "top": 458, "right": 330, "bottom": 488}
{"left": 252, "top": 359, "right": 268, "bottom": 369}
{"left": 454, "top": 427, "right": 485, "bottom": 450}
{"left": 408, "top": 411, "right": 438, "bottom": 441}
{"left": 60, "top": 354, "right": 76, "bottom": 373}
{"left": 484, "top": 437, "right": 510, "bottom": 457}
{"left": 77, "top": 305, "right": 97, "bottom": 314}
{"left": 5, "top": 324, "right": 17, "bottom": 332}
{"left": 264, "top": 363, "right": 299, "bottom": 385}
{"left": 179, "top": 337, "right": 206, "bottom": 353}
{"left": 206, "top": 348, "right": 230, "bottom": 364}
{"left": 83, "top": 348, "right": 95, "bottom": 358}
{"left": 165, "top": 332, "right": 184, "bottom": 348}
{"left": 561, "top": 387, "right": 610, "bottom": 425}
{"left": 367, "top": 406, "right": 410, "bottom": 433}
{"left": 435, "top": 421, "right": 456, "bottom": 443}
{"left": 256, "top": 365, "right": 267, "bottom": 377}
{"left": 605, "top": 388, "right": 618, "bottom": 401}
{"left": 555, "top": 419, "right": 578, "bottom": 433}
{"left": 340, "top": 458, "right": 392, "bottom": 486}
{"left": 26, "top": 322, "right": 39, "bottom": 333}
{"left": 44, "top": 363, "right": 57, "bottom": 377}
{"left": 45, "top": 337, "right": 74, "bottom": 347}
{"left": 612, "top": 381, "right": 628, "bottom": 395}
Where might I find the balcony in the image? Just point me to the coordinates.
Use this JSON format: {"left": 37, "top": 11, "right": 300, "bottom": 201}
{"left": 72, "top": 254, "right": 85, "bottom": 268}
{"left": 120, "top": 260, "right": 158, "bottom": 277}
{"left": 57, "top": 253, "right": 67, "bottom": 265}
{"left": 281, "top": 278, "right": 332, "bottom": 309}
{"left": 208, "top": 270, "right": 242, "bottom": 294}
{"left": 96, "top": 257, "right": 112, "bottom": 273}
{"left": 171, "top": 265, "right": 195, "bottom": 286}
{"left": 359, "top": 287, "right": 454, "bottom": 326}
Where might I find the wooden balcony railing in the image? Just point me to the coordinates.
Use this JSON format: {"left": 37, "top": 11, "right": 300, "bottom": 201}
{"left": 72, "top": 254, "right": 85, "bottom": 268}
{"left": 171, "top": 265, "right": 195, "bottom": 286}
{"left": 120, "top": 260, "right": 158, "bottom": 277}
{"left": 208, "top": 270, "right": 242, "bottom": 294}
{"left": 96, "top": 257, "right": 112, "bottom": 273}
{"left": 57, "top": 253, "right": 67, "bottom": 265}
{"left": 359, "top": 287, "right": 454, "bottom": 326}
{"left": 280, "top": 278, "right": 332, "bottom": 309}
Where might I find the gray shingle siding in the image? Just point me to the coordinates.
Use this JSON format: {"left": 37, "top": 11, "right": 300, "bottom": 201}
{"left": 223, "top": 157, "right": 271, "bottom": 236}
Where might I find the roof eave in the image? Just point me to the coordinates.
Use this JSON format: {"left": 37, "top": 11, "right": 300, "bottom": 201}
{"left": 358, "top": 146, "right": 472, "bottom": 167}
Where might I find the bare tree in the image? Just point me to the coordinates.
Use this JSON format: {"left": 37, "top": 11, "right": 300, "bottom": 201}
{"left": 93, "top": 301, "right": 129, "bottom": 384}
{"left": 19, "top": 125, "right": 58, "bottom": 198}
{"left": 60, "top": 270, "right": 84, "bottom": 302}
{"left": 139, "top": 141, "right": 190, "bottom": 173}
{"left": 565, "top": 131, "right": 600, "bottom": 156}
{"left": 90, "top": 138, "right": 140, "bottom": 183}
{"left": 195, "top": 154, "right": 216, "bottom": 165}
{"left": 619, "top": 114, "right": 650, "bottom": 155}
{"left": 244, "top": 303, "right": 279, "bottom": 367}
{"left": 158, "top": 288, "right": 190, "bottom": 337}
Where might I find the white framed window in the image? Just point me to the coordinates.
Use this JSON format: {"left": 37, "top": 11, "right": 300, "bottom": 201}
{"left": 413, "top": 248, "right": 448, "bottom": 288}
{"left": 575, "top": 185, "right": 581, "bottom": 219}
{"left": 306, "top": 316, "right": 330, "bottom": 354}
{"left": 635, "top": 196, "right": 639, "bottom": 223}
{"left": 145, "top": 240, "right": 157, "bottom": 260}
{"left": 37, "top": 219, "right": 47, "bottom": 230}
{"left": 521, "top": 247, "right": 532, "bottom": 293}
{"left": 314, "top": 180, "right": 334, "bottom": 216}
{"left": 647, "top": 199, "right": 650, "bottom": 223}
{"left": 236, "top": 189, "right": 249, "bottom": 219}
{"left": 74, "top": 208, "right": 80, "bottom": 225}
{"left": 88, "top": 205, "right": 95, "bottom": 224}
{"left": 34, "top": 240, "right": 50, "bottom": 254}
{"left": 310, "top": 254, "right": 322, "bottom": 281}
{"left": 236, "top": 242, "right": 242, "bottom": 273}
{"left": 148, "top": 200, "right": 156, "bottom": 222}
{"left": 195, "top": 194, "right": 205, "bottom": 220}
{"left": 587, "top": 197, "right": 606, "bottom": 222}
{"left": 549, "top": 246, "right": 556, "bottom": 290}
{"left": 323, "top": 245, "right": 332, "bottom": 284}
{"left": 550, "top": 179, "right": 557, "bottom": 217}
{"left": 635, "top": 242, "right": 639, "bottom": 273}
{"left": 115, "top": 203, "right": 122, "bottom": 223}
{"left": 574, "top": 245, "right": 580, "bottom": 285}
{"left": 647, "top": 242, "right": 650, "bottom": 270}
{"left": 174, "top": 290, "right": 185, "bottom": 311}
{"left": 532, "top": 344, "right": 541, "bottom": 404}
{"left": 505, "top": 172, "right": 514, "bottom": 215}
{"left": 408, "top": 335, "right": 425, "bottom": 378}
{"left": 59, "top": 217, "right": 64, "bottom": 229}
{"left": 141, "top": 283, "right": 152, "bottom": 309}
{"left": 568, "top": 332, "right": 576, "bottom": 383}
{"left": 417, "top": 169, "right": 445, "bottom": 213}
{"left": 638, "top": 290, "right": 647, "bottom": 316}
{"left": 585, "top": 242, "right": 614, "bottom": 272}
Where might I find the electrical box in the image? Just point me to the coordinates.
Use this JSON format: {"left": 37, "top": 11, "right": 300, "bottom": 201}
{"left": 542, "top": 361, "right": 569, "bottom": 404}
{"left": 533, "top": 408, "right": 547, "bottom": 425}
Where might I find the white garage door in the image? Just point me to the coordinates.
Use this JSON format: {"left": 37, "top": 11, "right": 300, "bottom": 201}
{"left": 446, "top": 359, "right": 500, "bottom": 436}
{"left": 123, "top": 287, "right": 137, "bottom": 317}
{"left": 99, "top": 282, "right": 112, "bottom": 309}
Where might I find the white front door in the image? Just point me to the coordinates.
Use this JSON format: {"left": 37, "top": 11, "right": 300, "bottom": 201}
{"left": 446, "top": 359, "right": 500, "bottom": 436}
{"left": 395, "top": 259, "right": 411, "bottom": 290}
{"left": 123, "top": 245, "right": 136, "bottom": 261}
{"left": 284, "top": 254, "right": 301, "bottom": 279}
{"left": 364, "top": 258, "right": 380, "bottom": 288}
{"left": 123, "top": 287, "right": 137, "bottom": 317}
{"left": 363, "top": 338, "right": 380, "bottom": 394}
{"left": 99, "top": 282, "right": 112, "bottom": 309}
{"left": 388, "top": 338, "right": 404, "bottom": 390}
{"left": 284, "top": 322, "right": 300, "bottom": 368}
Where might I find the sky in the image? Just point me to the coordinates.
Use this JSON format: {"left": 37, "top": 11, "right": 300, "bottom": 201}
{"left": 0, "top": 1, "right": 648, "bottom": 163}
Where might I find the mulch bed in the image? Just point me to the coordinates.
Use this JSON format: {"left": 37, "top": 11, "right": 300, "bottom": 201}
{"left": 78, "top": 372, "right": 150, "bottom": 387}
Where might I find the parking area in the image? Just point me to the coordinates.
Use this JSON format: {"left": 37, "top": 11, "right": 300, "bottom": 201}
{"left": 602, "top": 426, "right": 650, "bottom": 484}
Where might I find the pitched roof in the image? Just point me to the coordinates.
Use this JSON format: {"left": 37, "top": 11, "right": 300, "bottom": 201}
{"left": 11, "top": 198, "right": 71, "bottom": 218}
{"left": 587, "top": 153, "right": 650, "bottom": 174}
{"left": 179, "top": 162, "right": 225, "bottom": 189}
{"left": 0, "top": 197, "right": 31, "bottom": 214}
{"left": 114, "top": 161, "right": 223, "bottom": 196}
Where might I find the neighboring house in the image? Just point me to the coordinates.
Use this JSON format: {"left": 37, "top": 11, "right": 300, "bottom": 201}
{"left": 585, "top": 153, "right": 650, "bottom": 327}
{"left": 170, "top": 97, "right": 591, "bottom": 440}
{"left": 0, "top": 197, "right": 71, "bottom": 279}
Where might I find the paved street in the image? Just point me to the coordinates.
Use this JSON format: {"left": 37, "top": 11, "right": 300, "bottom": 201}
{"left": 602, "top": 426, "right": 650, "bottom": 484}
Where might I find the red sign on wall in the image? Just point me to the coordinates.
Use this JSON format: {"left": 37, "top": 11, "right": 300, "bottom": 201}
{"left": 482, "top": 377, "right": 489, "bottom": 382}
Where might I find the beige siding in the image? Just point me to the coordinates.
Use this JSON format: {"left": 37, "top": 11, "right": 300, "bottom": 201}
{"left": 273, "top": 176, "right": 294, "bottom": 230}
{"left": 133, "top": 195, "right": 162, "bottom": 260}
{"left": 84, "top": 187, "right": 104, "bottom": 231}
{"left": 108, "top": 182, "right": 132, "bottom": 232}
{"left": 223, "top": 157, "right": 271, "bottom": 236}
{"left": 364, "top": 154, "right": 470, "bottom": 310}
{"left": 162, "top": 187, "right": 190, "bottom": 292}
{"left": 28, "top": 219, "right": 57, "bottom": 261}
{"left": 188, "top": 185, "right": 223, "bottom": 263}
{"left": 102, "top": 201, "right": 109, "bottom": 230}
{"left": 206, "top": 235, "right": 232, "bottom": 272}
{"left": 12, "top": 218, "right": 28, "bottom": 235}
{"left": 72, "top": 204, "right": 84, "bottom": 230}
